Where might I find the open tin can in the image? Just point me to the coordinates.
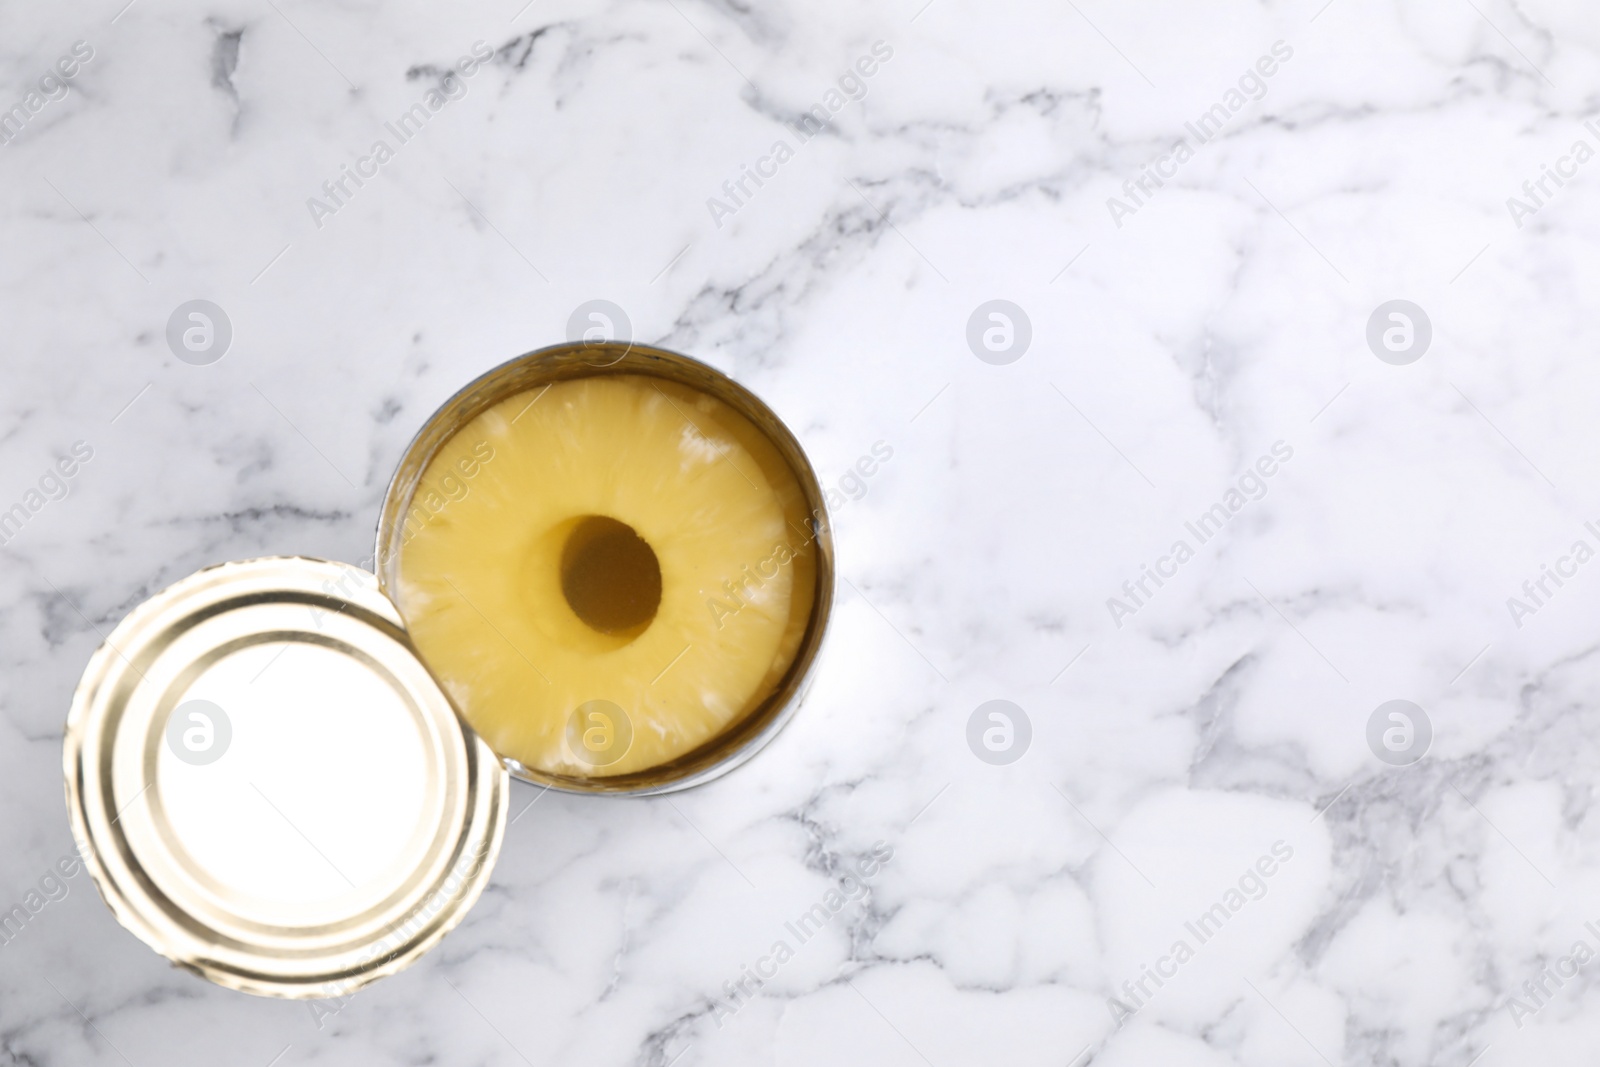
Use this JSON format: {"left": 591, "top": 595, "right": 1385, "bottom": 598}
{"left": 63, "top": 341, "right": 834, "bottom": 997}
{"left": 374, "top": 341, "right": 836, "bottom": 795}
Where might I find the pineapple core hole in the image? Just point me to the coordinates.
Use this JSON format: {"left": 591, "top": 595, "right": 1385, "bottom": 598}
{"left": 559, "top": 515, "right": 662, "bottom": 637}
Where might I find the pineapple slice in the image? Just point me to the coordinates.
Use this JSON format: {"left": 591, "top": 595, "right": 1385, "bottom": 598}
{"left": 394, "top": 375, "right": 816, "bottom": 777}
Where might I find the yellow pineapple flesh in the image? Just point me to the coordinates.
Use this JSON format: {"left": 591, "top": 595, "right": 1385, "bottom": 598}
{"left": 394, "top": 375, "right": 816, "bottom": 777}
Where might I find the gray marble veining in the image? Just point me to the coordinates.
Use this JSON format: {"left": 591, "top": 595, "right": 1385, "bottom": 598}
{"left": 2, "top": 0, "right": 1598, "bottom": 1064}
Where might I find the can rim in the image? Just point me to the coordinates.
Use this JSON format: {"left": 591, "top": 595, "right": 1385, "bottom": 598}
{"left": 63, "top": 556, "right": 509, "bottom": 998}
{"left": 373, "top": 342, "right": 836, "bottom": 795}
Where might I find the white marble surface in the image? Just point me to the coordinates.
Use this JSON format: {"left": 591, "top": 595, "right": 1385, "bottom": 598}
{"left": 4, "top": 0, "right": 1600, "bottom": 1063}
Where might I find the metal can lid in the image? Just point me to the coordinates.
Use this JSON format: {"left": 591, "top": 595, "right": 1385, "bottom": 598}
{"left": 63, "top": 557, "right": 508, "bottom": 999}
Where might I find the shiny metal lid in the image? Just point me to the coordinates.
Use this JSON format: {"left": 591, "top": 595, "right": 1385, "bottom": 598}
{"left": 63, "top": 557, "right": 508, "bottom": 999}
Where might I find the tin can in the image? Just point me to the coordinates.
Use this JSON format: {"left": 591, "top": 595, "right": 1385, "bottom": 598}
{"left": 373, "top": 341, "right": 836, "bottom": 795}
{"left": 63, "top": 557, "right": 507, "bottom": 998}
{"left": 64, "top": 340, "right": 830, "bottom": 999}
